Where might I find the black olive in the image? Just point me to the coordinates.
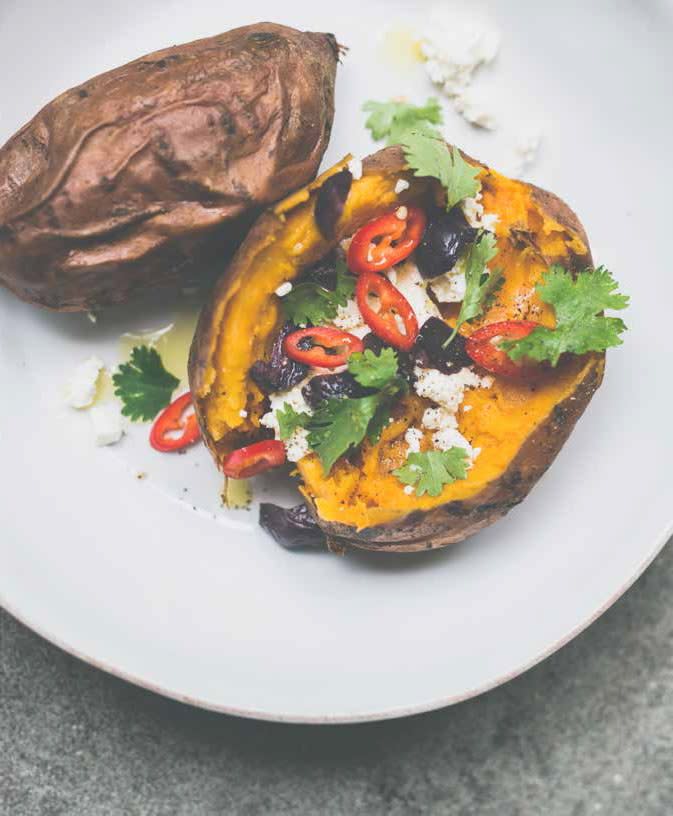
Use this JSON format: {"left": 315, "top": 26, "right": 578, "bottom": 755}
{"left": 259, "top": 503, "right": 326, "bottom": 551}
{"left": 250, "top": 322, "right": 308, "bottom": 393}
{"left": 314, "top": 169, "right": 352, "bottom": 239}
{"left": 303, "top": 251, "right": 338, "bottom": 290}
{"left": 302, "top": 372, "right": 371, "bottom": 408}
{"left": 414, "top": 317, "right": 472, "bottom": 374}
{"left": 415, "top": 207, "right": 478, "bottom": 280}
{"left": 362, "top": 332, "right": 386, "bottom": 355}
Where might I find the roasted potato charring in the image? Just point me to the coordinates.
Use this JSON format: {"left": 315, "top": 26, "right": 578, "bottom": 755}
{"left": 190, "top": 146, "right": 605, "bottom": 553}
{"left": 0, "top": 23, "right": 339, "bottom": 311}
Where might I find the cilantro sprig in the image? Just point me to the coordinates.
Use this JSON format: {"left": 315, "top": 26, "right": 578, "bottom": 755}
{"left": 281, "top": 259, "right": 355, "bottom": 327}
{"left": 393, "top": 449, "right": 470, "bottom": 497}
{"left": 276, "top": 404, "right": 311, "bottom": 441}
{"left": 502, "top": 265, "right": 629, "bottom": 365}
{"left": 273, "top": 349, "right": 406, "bottom": 473}
{"left": 363, "top": 96, "right": 481, "bottom": 210}
{"left": 347, "top": 347, "right": 399, "bottom": 389}
{"left": 444, "top": 232, "right": 503, "bottom": 347}
{"left": 363, "top": 98, "right": 443, "bottom": 145}
{"left": 112, "top": 346, "right": 179, "bottom": 422}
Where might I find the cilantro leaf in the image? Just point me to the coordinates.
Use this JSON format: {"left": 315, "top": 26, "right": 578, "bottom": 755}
{"left": 445, "top": 232, "right": 503, "bottom": 346}
{"left": 112, "top": 346, "right": 179, "bottom": 422}
{"left": 306, "top": 394, "right": 383, "bottom": 473}
{"left": 363, "top": 98, "right": 443, "bottom": 144}
{"left": 399, "top": 132, "right": 481, "bottom": 210}
{"left": 348, "top": 348, "right": 399, "bottom": 389}
{"left": 503, "top": 265, "right": 629, "bottom": 366}
{"left": 281, "top": 259, "right": 355, "bottom": 327}
{"left": 393, "top": 448, "right": 469, "bottom": 497}
{"left": 303, "top": 364, "right": 407, "bottom": 472}
{"left": 276, "top": 404, "right": 311, "bottom": 441}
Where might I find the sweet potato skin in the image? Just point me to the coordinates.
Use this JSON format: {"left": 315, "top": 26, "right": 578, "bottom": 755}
{"left": 190, "top": 146, "right": 605, "bottom": 553}
{"left": 0, "top": 23, "right": 338, "bottom": 311}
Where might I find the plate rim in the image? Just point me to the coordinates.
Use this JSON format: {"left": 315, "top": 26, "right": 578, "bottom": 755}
{"left": 3, "top": 520, "right": 671, "bottom": 724}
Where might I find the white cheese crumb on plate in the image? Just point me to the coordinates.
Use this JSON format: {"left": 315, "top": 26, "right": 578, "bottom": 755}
{"left": 65, "top": 356, "right": 104, "bottom": 409}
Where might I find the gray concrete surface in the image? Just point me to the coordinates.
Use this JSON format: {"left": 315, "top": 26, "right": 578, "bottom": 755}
{"left": 1, "top": 542, "right": 671, "bottom": 816}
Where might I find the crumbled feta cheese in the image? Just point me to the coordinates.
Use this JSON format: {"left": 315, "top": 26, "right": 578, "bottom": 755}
{"left": 395, "top": 206, "right": 408, "bottom": 221}
{"left": 461, "top": 191, "right": 498, "bottom": 233}
{"left": 403, "top": 485, "right": 414, "bottom": 495}
{"left": 420, "top": 8, "right": 500, "bottom": 128}
{"left": 394, "top": 179, "right": 410, "bottom": 194}
{"left": 462, "top": 404, "right": 473, "bottom": 413}
{"left": 386, "top": 260, "right": 440, "bottom": 327}
{"left": 513, "top": 130, "right": 542, "bottom": 177}
{"left": 421, "top": 406, "right": 458, "bottom": 431}
{"left": 414, "top": 366, "right": 492, "bottom": 413}
{"left": 404, "top": 427, "right": 423, "bottom": 454}
{"left": 90, "top": 402, "right": 125, "bottom": 447}
{"left": 429, "top": 257, "right": 467, "bottom": 303}
{"left": 275, "top": 281, "right": 293, "bottom": 298}
{"left": 65, "top": 356, "right": 104, "bottom": 408}
{"left": 348, "top": 157, "right": 363, "bottom": 180}
{"left": 293, "top": 242, "right": 304, "bottom": 254}
{"left": 432, "top": 425, "right": 474, "bottom": 458}
{"left": 332, "top": 298, "right": 368, "bottom": 335}
{"left": 239, "top": 409, "right": 248, "bottom": 418}
{"left": 260, "top": 380, "right": 313, "bottom": 436}
{"left": 285, "top": 427, "right": 311, "bottom": 463}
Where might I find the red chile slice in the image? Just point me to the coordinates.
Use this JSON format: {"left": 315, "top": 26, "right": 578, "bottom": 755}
{"left": 314, "top": 168, "right": 353, "bottom": 239}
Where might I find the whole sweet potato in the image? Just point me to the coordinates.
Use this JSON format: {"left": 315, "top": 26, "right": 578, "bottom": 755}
{"left": 0, "top": 23, "right": 339, "bottom": 311}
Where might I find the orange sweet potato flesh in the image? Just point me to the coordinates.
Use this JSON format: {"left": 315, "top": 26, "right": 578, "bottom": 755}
{"left": 190, "top": 146, "right": 604, "bottom": 552}
{"left": 0, "top": 23, "right": 339, "bottom": 311}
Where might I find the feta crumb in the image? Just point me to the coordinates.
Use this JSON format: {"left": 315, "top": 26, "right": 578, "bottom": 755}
{"left": 332, "top": 298, "right": 368, "bottom": 334}
{"left": 395, "top": 206, "right": 408, "bottom": 221}
{"left": 65, "top": 356, "right": 104, "bottom": 409}
{"left": 414, "top": 366, "right": 492, "bottom": 413}
{"left": 260, "top": 379, "right": 313, "bottom": 436}
{"left": 86, "top": 311, "right": 98, "bottom": 324}
{"left": 348, "top": 157, "right": 363, "bottom": 180}
{"left": 394, "top": 179, "right": 410, "bottom": 194}
{"left": 462, "top": 404, "right": 473, "bottom": 413}
{"left": 420, "top": 9, "right": 500, "bottom": 129}
{"left": 275, "top": 281, "right": 293, "bottom": 298}
{"left": 421, "top": 406, "right": 458, "bottom": 431}
{"left": 461, "top": 191, "right": 498, "bottom": 233}
{"left": 90, "top": 402, "right": 125, "bottom": 447}
{"left": 239, "top": 409, "right": 248, "bottom": 418}
{"left": 432, "top": 425, "right": 474, "bottom": 458}
{"left": 403, "top": 485, "right": 414, "bottom": 495}
{"left": 293, "top": 242, "right": 304, "bottom": 253}
{"left": 386, "top": 260, "right": 440, "bottom": 327}
{"left": 404, "top": 427, "right": 423, "bottom": 454}
{"left": 285, "top": 427, "right": 311, "bottom": 463}
{"left": 429, "top": 257, "right": 467, "bottom": 303}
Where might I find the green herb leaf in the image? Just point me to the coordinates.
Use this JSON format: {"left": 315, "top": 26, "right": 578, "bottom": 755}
{"left": 112, "top": 346, "right": 179, "bottom": 422}
{"left": 348, "top": 348, "right": 399, "bottom": 389}
{"left": 276, "top": 404, "right": 311, "bottom": 441}
{"left": 502, "top": 265, "right": 630, "bottom": 366}
{"left": 393, "top": 448, "right": 469, "bottom": 497}
{"left": 363, "top": 98, "right": 443, "bottom": 144}
{"left": 306, "top": 394, "right": 383, "bottom": 473}
{"left": 281, "top": 259, "right": 355, "bottom": 327}
{"left": 399, "top": 132, "right": 481, "bottom": 210}
{"left": 445, "top": 232, "right": 503, "bottom": 347}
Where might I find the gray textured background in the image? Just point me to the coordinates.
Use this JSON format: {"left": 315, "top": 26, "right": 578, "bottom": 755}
{"left": 1, "top": 542, "right": 671, "bottom": 816}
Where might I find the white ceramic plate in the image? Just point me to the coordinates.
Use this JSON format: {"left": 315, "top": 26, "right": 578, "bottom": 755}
{"left": 2, "top": 0, "right": 672, "bottom": 723}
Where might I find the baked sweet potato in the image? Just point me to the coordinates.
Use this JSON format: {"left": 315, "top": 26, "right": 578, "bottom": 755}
{"left": 189, "top": 146, "right": 605, "bottom": 553}
{"left": 0, "top": 23, "right": 339, "bottom": 311}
